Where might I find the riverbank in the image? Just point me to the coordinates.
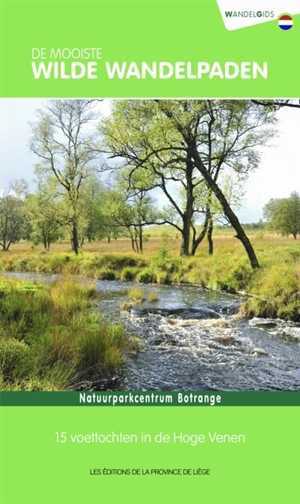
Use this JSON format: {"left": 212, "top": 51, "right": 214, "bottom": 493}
{"left": 0, "top": 235, "right": 299, "bottom": 321}
{"left": 2, "top": 275, "right": 299, "bottom": 391}
{"left": 0, "top": 277, "right": 126, "bottom": 391}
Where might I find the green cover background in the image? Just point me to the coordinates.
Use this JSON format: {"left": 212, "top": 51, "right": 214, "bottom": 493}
{"left": 0, "top": 0, "right": 299, "bottom": 97}
{"left": 1, "top": 406, "right": 300, "bottom": 504}
{"left": 0, "top": 1, "right": 300, "bottom": 503}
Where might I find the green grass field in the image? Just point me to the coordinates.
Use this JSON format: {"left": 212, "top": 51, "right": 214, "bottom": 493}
{"left": 0, "top": 234, "right": 299, "bottom": 390}
{"left": 0, "top": 233, "right": 299, "bottom": 320}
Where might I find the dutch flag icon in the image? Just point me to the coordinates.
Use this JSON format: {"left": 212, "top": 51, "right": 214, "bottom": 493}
{"left": 278, "top": 15, "right": 293, "bottom": 30}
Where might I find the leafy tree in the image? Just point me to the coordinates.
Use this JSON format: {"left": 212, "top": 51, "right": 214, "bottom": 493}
{"left": 251, "top": 99, "right": 300, "bottom": 110}
{"left": 78, "top": 175, "right": 117, "bottom": 244}
{"left": 104, "top": 173, "right": 157, "bottom": 253}
{"left": 0, "top": 180, "right": 28, "bottom": 251}
{"left": 30, "top": 100, "right": 101, "bottom": 254}
{"left": 24, "top": 179, "right": 65, "bottom": 250}
{"left": 156, "top": 100, "right": 277, "bottom": 268}
{"left": 100, "top": 100, "right": 277, "bottom": 267}
{"left": 100, "top": 101, "right": 223, "bottom": 256}
{"left": 115, "top": 167, "right": 158, "bottom": 253}
{"left": 263, "top": 192, "right": 300, "bottom": 239}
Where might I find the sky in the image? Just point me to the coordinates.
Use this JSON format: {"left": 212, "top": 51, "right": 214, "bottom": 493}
{"left": 0, "top": 99, "right": 299, "bottom": 223}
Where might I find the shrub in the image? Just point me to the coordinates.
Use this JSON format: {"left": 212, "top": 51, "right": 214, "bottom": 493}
{"left": 277, "top": 300, "right": 300, "bottom": 321}
{"left": 14, "top": 257, "right": 34, "bottom": 272}
{"left": 155, "top": 271, "right": 171, "bottom": 285}
{"left": 98, "top": 269, "right": 116, "bottom": 280}
{"left": 110, "top": 256, "right": 137, "bottom": 269}
{"left": 49, "top": 254, "right": 71, "bottom": 273}
{"left": 0, "top": 284, "right": 8, "bottom": 299}
{"left": 240, "top": 298, "right": 278, "bottom": 319}
{"left": 0, "top": 338, "right": 29, "bottom": 381}
{"left": 226, "top": 263, "right": 254, "bottom": 291}
{"left": 121, "top": 267, "right": 138, "bottom": 281}
{"left": 137, "top": 268, "right": 156, "bottom": 283}
{"left": 154, "top": 243, "right": 181, "bottom": 274}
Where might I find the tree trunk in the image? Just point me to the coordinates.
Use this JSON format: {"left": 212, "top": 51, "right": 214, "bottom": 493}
{"left": 180, "top": 217, "right": 190, "bottom": 256}
{"left": 180, "top": 153, "right": 195, "bottom": 256}
{"left": 72, "top": 224, "right": 79, "bottom": 255}
{"left": 128, "top": 228, "right": 136, "bottom": 252}
{"left": 191, "top": 214, "right": 209, "bottom": 255}
{"left": 139, "top": 224, "right": 143, "bottom": 254}
{"left": 134, "top": 236, "right": 139, "bottom": 253}
{"left": 190, "top": 145, "right": 260, "bottom": 269}
{"left": 207, "top": 219, "right": 213, "bottom": 255}
{"left": 2, "top": 235, "right": 7, "bottom": 250}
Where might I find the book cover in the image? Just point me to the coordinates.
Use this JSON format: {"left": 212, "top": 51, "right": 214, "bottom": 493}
{"left": 0, "top": 1, "right": 299, "bottom": 503}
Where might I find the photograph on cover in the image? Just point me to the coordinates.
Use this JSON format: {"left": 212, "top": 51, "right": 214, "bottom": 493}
{"left": 0, "top": 98, "right": 299, "bottom": 392}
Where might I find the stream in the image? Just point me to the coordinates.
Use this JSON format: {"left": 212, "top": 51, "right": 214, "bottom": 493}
{"left": 2, "top": 272, "right": 300, "bottom": 391}
{"left": 97, "top": 280, "right": 300, "bottom": 391}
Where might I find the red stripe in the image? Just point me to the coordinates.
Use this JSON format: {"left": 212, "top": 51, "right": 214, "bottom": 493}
{"left": 279, "top": 15, "right": 292, "bottom": 20}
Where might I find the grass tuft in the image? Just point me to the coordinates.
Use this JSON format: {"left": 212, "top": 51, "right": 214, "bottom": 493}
{"left": 148, "top": 292, "right": 159, "bottom": 302}
{"left": 0, "top": 276, "right": 126, "bottom": 390}
{"left": 128, "top": 288, "right": 145, "bottom": 303}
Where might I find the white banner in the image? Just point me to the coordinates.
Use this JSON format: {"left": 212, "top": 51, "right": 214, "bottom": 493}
{"left": 216, "top": 0, "right": 299, "bottom": 30}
